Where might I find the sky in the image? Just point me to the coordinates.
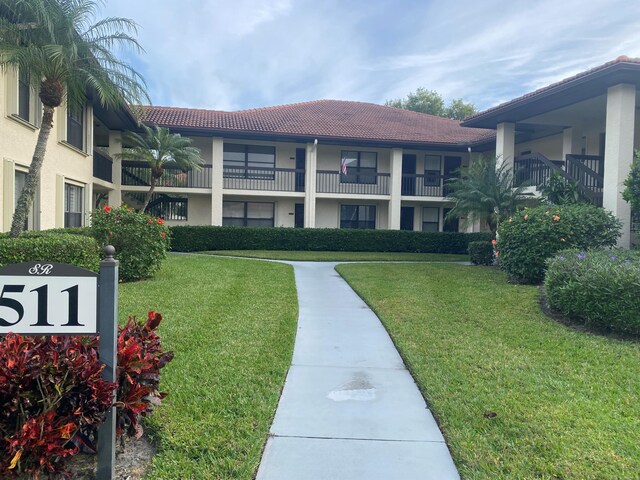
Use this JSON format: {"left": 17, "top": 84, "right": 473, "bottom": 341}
{"left": 101, "top": 0, "right": 640, "bottom": 113}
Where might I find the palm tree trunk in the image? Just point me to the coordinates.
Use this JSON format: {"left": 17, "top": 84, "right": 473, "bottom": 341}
{"left": 140, "top": 177, "right": 157, "bottom": 213}
{"left": 9, "top": 106, "right": 55, "bottom": 237}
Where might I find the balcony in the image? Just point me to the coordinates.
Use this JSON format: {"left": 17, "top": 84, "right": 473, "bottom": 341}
{"left": 223, "top": 166, "right": 305, "bottom": 192}
{"left": 316, "top": 170, "right": 390, "bottom": 195}
{"left": 401, "top": 174, "right": 445, "bottom": 197}
{"left": 122, "top": 162, "right": 212, "bottom": 188}
{"left": 93, "top": 150, "right": 113, "bottom": 183}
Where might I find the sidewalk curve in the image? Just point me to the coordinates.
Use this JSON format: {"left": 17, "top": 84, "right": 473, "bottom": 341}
{"left": 256, "top": 261, "right": 460, "bottom": 480}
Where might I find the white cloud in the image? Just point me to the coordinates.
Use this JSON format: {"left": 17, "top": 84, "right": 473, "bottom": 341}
{"left": 100, "top": 0, "right": 640, "bottom": 111}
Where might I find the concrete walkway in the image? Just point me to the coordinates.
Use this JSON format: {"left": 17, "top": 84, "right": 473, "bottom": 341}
{"left": 256, "top": 262, "right": 460, "bottom": 480}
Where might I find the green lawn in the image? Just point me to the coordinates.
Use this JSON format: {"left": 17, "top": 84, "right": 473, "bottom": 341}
{"left": 202, "top": 250, "right": 469, "bottom": 262}
{"left": 336, "top": 263, "right": 640, "bottom": 480}
{"left": 119, "top": 254, "right": 298, "bottom": 479}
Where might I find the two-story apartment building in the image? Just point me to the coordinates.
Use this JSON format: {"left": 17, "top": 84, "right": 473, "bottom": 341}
{"left": 1, "top": 57, "right": 639, "bottom": 246}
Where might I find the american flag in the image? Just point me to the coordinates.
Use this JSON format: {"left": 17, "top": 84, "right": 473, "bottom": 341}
{"left": 341, "top": 157, "right": 348, "bottom": 175}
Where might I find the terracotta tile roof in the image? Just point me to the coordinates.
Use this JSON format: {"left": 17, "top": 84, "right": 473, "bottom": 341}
{"left": 141, "top": 100, "right": 495, "bottom": 147}
{"left": 464, "top": 56, "right": 640, "bottom": 124}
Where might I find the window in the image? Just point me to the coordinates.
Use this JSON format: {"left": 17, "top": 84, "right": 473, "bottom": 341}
{"left": 223, "top": 144, "right": 275, "bottom": 179}
{"left": 65, "top": 183, "right": 84, "bottom": 227}
{"left": 424, "top": 155, "right": 441, "bottom": 186}
{"left": 18, "top": 69, "right": 30, "bottom": 122}
{"left": 223, "top": 201, "right": 274, "bottom": 227}
{"left": 341, "top": 151, "right": 377, "bottom": 184}
{"left": 340, "top": 205, "right": 376, "bottom": 229}
{"left": 422, "top": 207, "right": 439, "bottom": 232}
{"left": 67, "top": 106, "right": 84, "bottom": 151}
{"left": 147, "top": 196, "right": 188, "bottom": 221}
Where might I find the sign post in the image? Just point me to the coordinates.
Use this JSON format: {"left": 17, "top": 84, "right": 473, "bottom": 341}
{"left": 0, "top": 245, "right": 119, "bottom": 480}
{"left": 97, "top": 246, "right": 119, "bottom": 480}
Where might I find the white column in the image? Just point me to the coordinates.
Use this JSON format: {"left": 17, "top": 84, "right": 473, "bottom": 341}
{"left": 107, "top": 131, "right": 122, "bottom": 206}
{"left": 561, "top": 127, "right": 581, "bottom": 161}
{"left": 211, "top": 137, "right": 224, "bottom": 226}
{"left": 304, "top": 142, "right": 317, "bottom": 228}
{"left": 388, "top": 148, "right": 403, "bottom": 230}
{"left": 603, "top": 83, "right": 636, "bottom": 248}
{"left": 496, "top": 122, "right": 515, "bottom": 171}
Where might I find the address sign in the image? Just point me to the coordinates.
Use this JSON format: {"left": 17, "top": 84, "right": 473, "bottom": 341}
{"left": 0, "top": 262, "right": 98, "bottom": 335}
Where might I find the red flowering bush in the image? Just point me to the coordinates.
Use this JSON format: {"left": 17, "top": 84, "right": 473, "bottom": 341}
{"left": 0, "top": 311, "right": 174, "bottom": 478}
{"left": 91, "top": 205, "right": 170, "bottom": 281}
{"left": 116, "top": 311, "right": 174, "bottom": 438}
{"left": 0, "top": 335, "right": 115, "bottom": 478}
{"left": 498, "top": 204, "right": 621, "bottom": 283}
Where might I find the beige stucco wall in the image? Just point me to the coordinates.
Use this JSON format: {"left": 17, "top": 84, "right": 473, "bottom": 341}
{"left": 0, "top": 70, "right": 95, "bottom": 232}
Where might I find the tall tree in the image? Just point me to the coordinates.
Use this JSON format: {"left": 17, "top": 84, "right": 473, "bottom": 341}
{"left": 385, "top": 88, "right": 477, "bottom": 120}
{"left": 0, "top": 0, "right": 149, "bottom": 237}
{"left": 445, "top": 155, "right": 530, "bottom": 234}
{"left": 117, "top": 125, "right": 203, "bottom": 212}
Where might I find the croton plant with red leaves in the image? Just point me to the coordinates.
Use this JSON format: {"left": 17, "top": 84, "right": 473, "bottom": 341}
{"left": 0, "top": 311, "right": 173, "bottom": 478}
{"left": 116, "top": 311, "right": 174, "bottom": 439}
{"left": 0, "top": 335, "right": 115, "bottom": 477}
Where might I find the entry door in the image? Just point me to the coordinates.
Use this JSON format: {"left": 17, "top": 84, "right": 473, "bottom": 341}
{"left": 443, "top": 156, "right": 462, "bottom": 195}
{"left": 295, "top": 148, "right": 306, "bottom": 192}
{"left": 400, "top": 206, "right": 414, "bottom": 231}
{"left": 402, "top": 154, "right": 416, "bottom": 195}
{"left": 294, "top": 203, "right": 304, "bottom": 228}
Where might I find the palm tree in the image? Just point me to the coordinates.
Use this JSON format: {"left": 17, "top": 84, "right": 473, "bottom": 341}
{"left": 117, "top": 125, "right": 203, "bottom": 212}
{"left": 445, "top": 155, "right": 531, "bottom": 234}
{"left": 0, "top": 0, "right": 149, "bottom": 237}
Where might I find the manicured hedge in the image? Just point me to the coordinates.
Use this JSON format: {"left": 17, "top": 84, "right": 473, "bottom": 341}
{"left": 170, "top": 226, "right": 493, "bottom": 254}
{"left": 545, "top": 249, "right": 640, "bottom": 335}
{"left": 468, "top": 241, "right": 494, "bottom": 265}
{"left": 0, "top": 234, "right": 101, "bottom": 272}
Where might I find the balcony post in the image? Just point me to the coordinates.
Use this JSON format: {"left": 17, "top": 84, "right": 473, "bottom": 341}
{"left": 304, "top": 142, "right": 317, "bottom": 227}
{"left": 211, "top": 137, "right": 224, "bottom": 226}
{"left": 496, "top": 122, "right": 515, "bottom": 171}
{"left": 107, "top": 131, "right": 122, "bottom": 206}
{"left": 603, "top": 83, "right": 636, "bottom": 248}
{"left": 388, "top": 148, "right": 403, "bottom": 230}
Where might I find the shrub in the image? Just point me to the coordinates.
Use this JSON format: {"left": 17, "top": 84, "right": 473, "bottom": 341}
{"left": 170, "top": 226, "right": 493, "bottom": 254}
{"left": 0, "top": 335, "right": 115, "bottom": 478}
{"left": 117, "top": 311, "right": 174, "bottom": 439}
{"left": 0, "top": 311, "right": 173, "bottom": 477}
{"left": 91, "top": 205, "right": 170, "bottom": 281}
{"left": 498, "top": 204, "right": 621, "bottom": 284}
{"left": 545, "top": 249, "right": 640, "bottom": 335}
{"left": 0, "top": 234, "right": 101, "bottom": 271}
{"left": 468, "top": 241, "right": 494, "bottom": 265}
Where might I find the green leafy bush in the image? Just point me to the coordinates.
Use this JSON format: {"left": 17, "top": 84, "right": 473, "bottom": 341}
{"left": 545, "top": 249, "right": 640, "bottom": 335}
{"left": 498, "top": 204, "right": 621, "bottom": 284}
{"left": 0, "top": 234, "right": 100, "bottom": 271}
{"left": 91, "top": 205, "right": 170, "bottom": 281}
{"left": 468, "top": 241, "right": 494, "bottom": 265}
{"left": 170, "top": 226, "right": 492, "bottom": 254}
